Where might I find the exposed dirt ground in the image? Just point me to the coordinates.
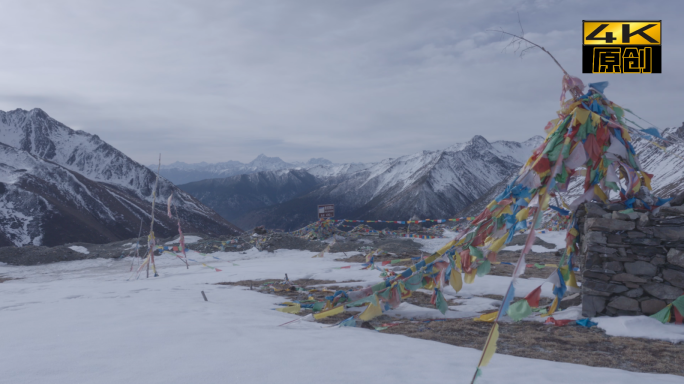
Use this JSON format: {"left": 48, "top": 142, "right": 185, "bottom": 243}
{"left": 221, "top": 277, "right": 684, "bottom": 376}
{"left": 382, "top": 318, "right": 684, "bottom": 376}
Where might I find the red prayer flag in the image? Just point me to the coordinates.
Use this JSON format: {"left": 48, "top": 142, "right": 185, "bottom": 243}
{"left": 674, "top": 306, "right": 683, "bottom": 324}
{"left": 525, "top": 286, "right": 542, "bottom": 308}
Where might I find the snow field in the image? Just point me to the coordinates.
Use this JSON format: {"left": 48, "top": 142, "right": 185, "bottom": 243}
{"left": 0, "top": 246, "right": 682, "bottom": 383}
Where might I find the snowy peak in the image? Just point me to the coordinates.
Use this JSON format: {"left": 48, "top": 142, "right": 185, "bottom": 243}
{"left": 249, "top": 154, "right": 286, "bottom": 165}
{"left": 0, "top": 108, "right": 242, "bottom": 246}
{"left": 306, "top": 157, "right": 333, "bottom": 166}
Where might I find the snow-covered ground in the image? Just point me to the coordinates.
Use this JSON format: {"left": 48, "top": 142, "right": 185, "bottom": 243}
{"left": 164, "top": 235, "right": 203, "bottom": 245}
{"left": 1, "top": 240, "right": 682, "bottom": 384}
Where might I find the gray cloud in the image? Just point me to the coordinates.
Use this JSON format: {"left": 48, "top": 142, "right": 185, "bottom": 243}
{"left": 0, "top": 0, "right": 681, "bottom": 164}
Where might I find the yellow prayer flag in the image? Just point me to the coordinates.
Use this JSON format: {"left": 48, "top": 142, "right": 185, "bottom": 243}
{"left": 358, "top": 300, "right": 383, "bottom": 321}
{"left": 449, "top": 270, "right": 463, "bottom": 293}
{"left": 474, "top": 311, "right": 498, "bottom": 322}
{"left": 515, "top": 208, "right": 529, "bottom": 222}
{"left": 574, "top": 108, "right": 590, "bottom": 125}
{"left": 591, "top": 111, "right": 601, "bottom": 125}
{"left": 593, "top": 185, "right": 609, "bottom": 203}
{"left": 464, "top": 269, "right": 477, "bottom": 284}
{"left": 276, "top": 303, "right": 301, "bottom": 314}
{"left": 641, "top": 171, "right": 653, "bottom": 190}
{"left": 313, "top": 304, "right": 345, "bottom": 320}
{"left": 479, "top": 323, "right": 500, "bottom": 368}
{"left": 566, "top": 270, "right": 579, "bottom": 289}
{"left": 489, "top": 236, "right": 507, "bottom": 253}
{"left": 542, "top": 297, "right": 559, "bottom": 317}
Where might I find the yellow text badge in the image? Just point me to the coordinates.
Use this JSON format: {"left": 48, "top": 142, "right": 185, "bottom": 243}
{"left": 583, "top": 21, "right": 661, "bottom": 46}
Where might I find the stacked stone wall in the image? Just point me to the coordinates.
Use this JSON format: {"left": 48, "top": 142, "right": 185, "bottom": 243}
{"left": 580, "top": 202, "right": 684, "bottom": 317}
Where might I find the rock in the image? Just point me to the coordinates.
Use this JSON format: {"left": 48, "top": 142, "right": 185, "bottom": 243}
{"left": 583, "top": 279, "right": 629, "bottom": 294}
{"left": 612, "top": 211, "right": 631, "bottom": 220}
{"left": 653, "top": 276, "right": 664, "bottom": 283}
{"left": 626, "top": 237, "right": 662, "bottom": 246}
{"left": 667, "top": 248, "right": 684, "bottom": 268}
{"left": 606, "top": 203, "right": 626, "bottom": 211}
{"left": 585, "top": 218, "right": 635, "bottom": 232}
{"left": 641, "top": 298, "right": 668, "bottom": 315}
{"left": 660, "top": 206, "right": 684, "bottom": 216}
{"left": 582, "top": 288, "right": 612, "bottom": 297}
{"left": 582, "top": 295, "right": 607, "bottom": 317}
{"left": 584, "top": 271, "right": 611, "bottom": 281}
{"left": 603, "top": 261, "right": 623, "bottom": 272}
{"left": 559, "top": 293, "right": 582, "bottom": 310}
{"left": 653, "top": 226, "right": 684, "bottom": 241}
{"left": 625, "top": 287, "right": 644, "bottom": 298}
{"left": 606, "top": 234, "right": 625, "bottom": 245}
{"left": 663, "top": 269, "right": 684, "bottom": 288}
{"left": 643, "top": 283, "right": 684, "bottom": 300}
{"left": 585, "top": 231, "right": 607, "bottom": 245}
{"left": 618, "top": 248, "right": 628, "bottom": 258}
{"left": 638, "top": 213, "right": 650, "bottom": 227}
{"left": 651, "top": 256, "right": 666, "bottom": 266}
{"left": 608, "top": 296, "right": 639, "bottom": 311}
{"left": 612, "top": 273, "right": 647, "bottom": 283}
{"left": 588, "top": 245, "right": 617, "bottom": 255}
{"left": 585, "top": 203, "right": 609, "bottom": 218}
{"left": 669, "top": 191, "right": 684, "bottom": 207}
{"left": 624, "top": 261, "right": 657, "bottom": 276}
{"left": 624, "top": 282, "right": 640, "bottom": 288}
{"left": 629, "top": 246, "right": 662, "bottom": 257}
{"left": 627, "top": 231, "right": 646, "bottom": 238}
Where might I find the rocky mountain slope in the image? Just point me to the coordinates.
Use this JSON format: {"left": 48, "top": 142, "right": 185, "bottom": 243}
{"left": 0, "top": 108, "right": 242, "bottom": 247}
{"left": 182, "top": 135, "right": 544, "bottom": 231}
{"left": 179, "top": 169, "right": 320, "bottom": 223}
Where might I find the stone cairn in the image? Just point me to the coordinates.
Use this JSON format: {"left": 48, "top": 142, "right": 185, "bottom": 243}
{"left": 580, "top": 194, "right": 684, "bottom": 317}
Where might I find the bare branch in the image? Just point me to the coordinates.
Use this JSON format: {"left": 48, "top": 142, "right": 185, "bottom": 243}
{"left": 487, "top": 29, "right": 569, "bottom": 76}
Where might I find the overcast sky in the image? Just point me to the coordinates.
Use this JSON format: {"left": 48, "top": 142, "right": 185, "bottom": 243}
{"left": 0, "top": 0, "right": 681, "bottom": 165}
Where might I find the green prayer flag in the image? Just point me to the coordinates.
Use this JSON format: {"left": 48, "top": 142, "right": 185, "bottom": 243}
{"left": 435, "top": 290, "right": 448, "bottom": 315}
{"left": 672, "top": 295, "right": 684, "bottom": 316}
{"left": 650, "top": 304, "right": 672, "bottom": 324}
{"left": 312, "top": 301, "right": 325, "bottom": 312}
{"left": 507, "top": 299, "right": 532, "bottom": 321}
{"left": 378, "top": 287, "right": 392, "bottom": 300}
{"left": 371, "top": 281, "right": 387, "bottom": 293}
{"left": 534, "top": 263, "right": 544, "bottom": 269}
{"left": 404, "top": 272, "right": 423, "bottom": 291}
{"left": 469, "top": 245, "right": 483, "bottom": 259}
{"left": 476, "top": 260, "right": 491, "bottom": 277}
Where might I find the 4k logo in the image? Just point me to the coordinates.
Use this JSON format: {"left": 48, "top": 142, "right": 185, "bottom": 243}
{"left": 582, "top": 21, "right": 661, "bottom": 74}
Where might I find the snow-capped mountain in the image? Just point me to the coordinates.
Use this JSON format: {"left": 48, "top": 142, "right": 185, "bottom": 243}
{"left": 182, "top": 135, "right": 545, "bottom": 231}
{"left": 155, "top": 155, "right": 339, "bottom": 184}
{"left": 457, "top": 123, "right": 684, "bottom": 219}
{"left": 0, "top": 108, "right": 242, "bottom": 247}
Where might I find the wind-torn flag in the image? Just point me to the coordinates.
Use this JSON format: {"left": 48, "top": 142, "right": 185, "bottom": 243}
{"left": 167, "top": 193, "right": 174, "bottom": 218}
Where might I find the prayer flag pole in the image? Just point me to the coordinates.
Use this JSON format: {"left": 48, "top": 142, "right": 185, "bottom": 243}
{"left": 146, "top": 154, "right": 162, "bottom": 278}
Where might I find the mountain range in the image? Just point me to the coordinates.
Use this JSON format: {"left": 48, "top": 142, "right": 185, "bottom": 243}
{"left": 4, "top": 106, "right": 683, "bottom": 247}
{"left": 0, "top": 108, "right": 242, "bottom": 247}
{"left": 154, "top": 155, "right": 339, "bottom": 185}
{"left": 178, "top": 135, "right": 545, "bottom": 230}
